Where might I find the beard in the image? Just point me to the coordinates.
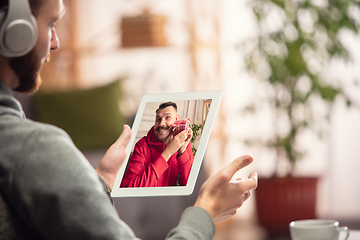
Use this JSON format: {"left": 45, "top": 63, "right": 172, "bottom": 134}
{"left": 9, "top": 49, "right": 50, "bottom": 94}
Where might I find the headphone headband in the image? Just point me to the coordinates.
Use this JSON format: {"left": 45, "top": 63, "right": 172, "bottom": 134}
{"left": 0, "top": 0, "right": 38, "bottom": 57}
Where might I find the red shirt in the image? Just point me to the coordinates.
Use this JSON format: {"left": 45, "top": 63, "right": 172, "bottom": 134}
{"left": 120, "top": 126, "right": 194, "bottom": 187}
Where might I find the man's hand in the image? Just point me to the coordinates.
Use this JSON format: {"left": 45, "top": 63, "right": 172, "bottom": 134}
{"left": 161, "top": 130, "right": 189, "bottom": 161}
{"left": 179, "top": 128, "right": 192, "bottom": 155}
{"left": 194, "top": 155, "right": 258, "bottom": 223}
{"left": 96, "top": 125, "right": 132, "bottom": 190}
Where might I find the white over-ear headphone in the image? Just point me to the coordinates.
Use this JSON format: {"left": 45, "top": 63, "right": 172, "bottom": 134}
{"left": 0, "top": 0, "right": 37, "bottom": 57}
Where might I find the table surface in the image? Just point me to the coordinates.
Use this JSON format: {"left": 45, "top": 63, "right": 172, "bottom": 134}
{"left": 348, "top": 230, "right": 360, "bottom": 240}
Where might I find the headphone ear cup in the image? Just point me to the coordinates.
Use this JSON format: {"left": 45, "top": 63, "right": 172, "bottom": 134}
{"left": 0, "top": 1, "right": 38, "bottom": 57}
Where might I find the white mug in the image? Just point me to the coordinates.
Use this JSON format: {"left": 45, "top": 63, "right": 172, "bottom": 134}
{"left": 289, "top": 219, "right": 349, "bottom": 240}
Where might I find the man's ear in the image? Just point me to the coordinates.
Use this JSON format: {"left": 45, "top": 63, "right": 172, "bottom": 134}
{"left": 176, "top": 115, "right": 179, "bottom": 121}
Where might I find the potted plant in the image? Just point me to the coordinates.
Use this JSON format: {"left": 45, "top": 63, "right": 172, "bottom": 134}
{"left": 241, "top": 0, "right": 359, "bottom": 235}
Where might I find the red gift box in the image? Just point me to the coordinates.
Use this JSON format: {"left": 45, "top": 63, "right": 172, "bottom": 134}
{"left": 172, "top": 118, "right": 191, "bottom": 136}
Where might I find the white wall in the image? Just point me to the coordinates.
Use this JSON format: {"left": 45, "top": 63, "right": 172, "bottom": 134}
{"left": 320, "top": 32, "right": 360, "bottom": 219}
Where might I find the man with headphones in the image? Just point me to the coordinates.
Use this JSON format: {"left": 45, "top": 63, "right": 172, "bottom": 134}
{"left": 0, "top": 0, "right": 257, "bottom": 239}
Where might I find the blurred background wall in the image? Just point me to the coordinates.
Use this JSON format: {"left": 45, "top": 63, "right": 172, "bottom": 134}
{"left": 31, "top": 0, "right": 360, "bottom": 239}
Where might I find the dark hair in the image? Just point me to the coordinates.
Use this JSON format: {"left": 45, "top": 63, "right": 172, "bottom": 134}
{"left": 0, "top": 0, "right": 43, "bottom": 16}
{"left": 156, "top": 101, "right": 177, "bottom": 113}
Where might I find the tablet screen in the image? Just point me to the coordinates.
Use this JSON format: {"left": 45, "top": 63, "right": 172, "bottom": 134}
{"left": 111, "top": 90, "right": 222, "bottom": 197}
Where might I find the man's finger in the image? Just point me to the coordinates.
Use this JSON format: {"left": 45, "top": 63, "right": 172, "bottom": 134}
{"left": 236, "top": 172, "right": 258, "bottom": 192}
{"left": 116, "top": 125, "right": 132, "bottom": 147}
{"left": 175, "top": 130, "right": 187, "bottom": 141}
{"left": 222, "top": 155, "right": 253, "bottom": 180}
{"left": 247, "top": 172, "right": 258, "bottom": 190}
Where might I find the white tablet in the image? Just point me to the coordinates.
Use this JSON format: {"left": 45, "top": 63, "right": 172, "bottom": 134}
{"left": 111, "top": 90, "right": 222, "bottom": 197}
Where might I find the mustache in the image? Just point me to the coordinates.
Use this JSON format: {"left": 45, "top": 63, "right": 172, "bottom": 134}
{"left": 155, "top": 126, "right": 171, "bottom": 132}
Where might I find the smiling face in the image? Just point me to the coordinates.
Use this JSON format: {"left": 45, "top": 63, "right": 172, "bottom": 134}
{"left": 154, "top": 106, "right": 179, "bottom": 142}
{"left": 10, "top": 0, "right": 65, "bottom": 93}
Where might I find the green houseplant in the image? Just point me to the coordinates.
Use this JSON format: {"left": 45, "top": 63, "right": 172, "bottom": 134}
{"left": 190, "top": 123, "right": 203, "bottom": 155}
{"left": 242, "top": 0, "right": 359, "bottom": 235}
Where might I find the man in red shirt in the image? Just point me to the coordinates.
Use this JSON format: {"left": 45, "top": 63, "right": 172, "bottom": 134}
{"left": 121, "top": 102, "right": 194, "bottom": 187}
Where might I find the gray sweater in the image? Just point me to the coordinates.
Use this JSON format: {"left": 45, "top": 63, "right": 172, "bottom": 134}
{"left": 0, "top": 82, "right": 215, "bottom": 240}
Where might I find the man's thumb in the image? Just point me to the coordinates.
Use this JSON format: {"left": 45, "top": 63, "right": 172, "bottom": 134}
{"left": 116, "top": 124, "right": 132, "bottom": 147}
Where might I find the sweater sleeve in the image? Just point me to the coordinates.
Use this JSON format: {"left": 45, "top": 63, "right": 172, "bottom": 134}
{"left": 120, "top": 138, "right": 168, "bottom": 187}
{"left": 10, "top": 124, "right": 140, "bottom": 240}
{"left": 176, "top": 143, "right": 195, "bottom": 186}
{"left": 166, "top": 207, "right": 215, "bottom": 240}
